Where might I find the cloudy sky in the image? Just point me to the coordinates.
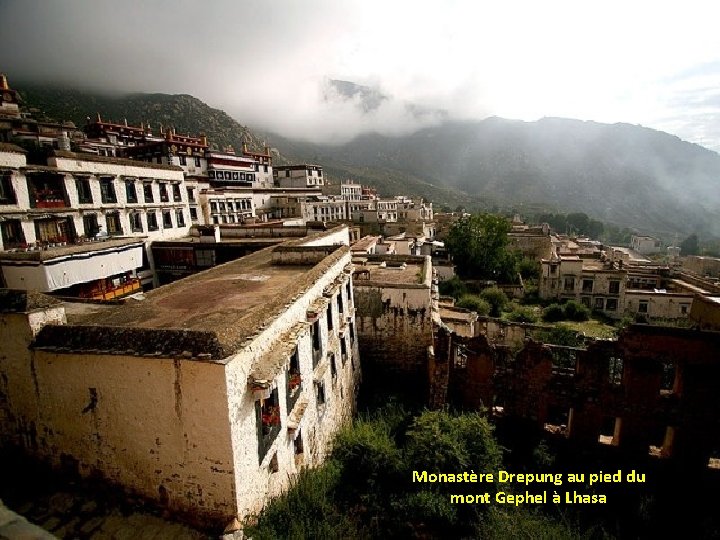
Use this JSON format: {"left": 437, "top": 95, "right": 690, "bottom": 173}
{"left": 3, "top": 0, "right": 720, "bottom": 149}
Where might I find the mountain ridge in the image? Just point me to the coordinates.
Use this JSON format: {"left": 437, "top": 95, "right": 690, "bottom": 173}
{"left": 13, "top": 83, "right": 720, "bottom": 237}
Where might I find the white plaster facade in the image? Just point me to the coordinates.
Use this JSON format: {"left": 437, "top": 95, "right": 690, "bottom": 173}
{"left": 0, "top": 227, "right": 360, "bottom": 529}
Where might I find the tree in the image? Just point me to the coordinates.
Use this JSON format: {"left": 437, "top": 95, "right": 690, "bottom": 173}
{"left": 680, "top": 234, "right": 699, "bottom": 256}
{"left": 445, "top": 213, "right": 515, "bottom": 280}
{"left": 480, "top": 287, "right": 508, "bottom": 317}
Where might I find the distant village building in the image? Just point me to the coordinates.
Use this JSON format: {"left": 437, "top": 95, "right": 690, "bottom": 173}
{"left": 630, "top": 235, "right": 663, "bottom": 255}
{"left": 274, "top": 164, "right": 324, "bottom": 189}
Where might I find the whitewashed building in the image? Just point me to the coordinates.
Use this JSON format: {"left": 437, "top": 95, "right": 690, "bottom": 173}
{"left": 0, "top": 146, "right": 190, "bottom": 297}
{"left": 0, "top": 226, "right": 360, "bottom": 529}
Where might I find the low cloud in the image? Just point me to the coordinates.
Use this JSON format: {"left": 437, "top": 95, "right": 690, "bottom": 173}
{"left": 3, "top": 0, "right": 720, "bottom": 147}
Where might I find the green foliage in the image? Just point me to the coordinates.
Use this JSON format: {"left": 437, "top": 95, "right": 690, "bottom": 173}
{"left": 563, "top": 300, "right": 590, "bottom": 322}
{"left": 438, "top": 275, "right": 467, "bottom": 300}
{"left": 533, "top": 325, "right": 583, "bottom": 347}
{"left": 245, "top": 461, "right": 358, "bottom": 540}
{"left": 541, "top": 301, "right": 589, "bottom": 322}
{"left": 680, "top": 233, "right": 700, "bottom": 255}
{"left": 456, "top": 295, "right": 491, "bottom": 315}
{"left": 506, "top": 307, "right": 538, "bottom": 323}
{"left": 405, "top": 410, "right": 502, "bottom": 474}
{"left": 249, "top": 406, "right": 504, "bottom": 539}
{"left": 446, "top": 214, "right": 516, "bottom": 281}
{"left": 517, "top": 257, "right": 540, "bottom": 279}
{"left": 480, "top": 287, "right": 509, "bottom": 317}
{"left": 542, "top": 303, "right": 566, "bottom": 322}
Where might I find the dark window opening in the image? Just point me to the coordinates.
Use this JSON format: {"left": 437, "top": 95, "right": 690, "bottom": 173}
{"left": 83, "top": 214, "right": 99, "bottom": 238}
{"left": 162, "top": 210, "right": 173, "bottom": 228}
{"left": 608, "top": 356, "right": 623, "bottom": 386}
{"left": 1, "top": 219, "right": 25, "bottom": 248}
{"left": 159, "top": 184, "right": 169, "bottom": 202}
{"left": 100, "top": 177, "right": 117, "bottom": 203}
{"left": 0, "top": 173, "right": 17, "bottom": 204}
{"left": 609, "top": 280, "right": 620, "bottom": 294}
{"left": 143, "top": 182, "right": 154, "bottom": 203}
{"left": 125, "top": 180, "right": 138, "bottom": 203}
{"left": 327, "top": 304, "right": 333, "bottom": 331}
{"left": 130, "top": 212, "right": 143, "bottom": 233}
{"left": 175, "top": 209, "right": 186, "bottom": 227}
{"left": 147, "top": 211, "right": 159, "bottom": 231}
{"left": 172, "top": 183, "right": 181, "bottom": 202}
{"left": 76, "top": 177, "right": 92, "bottom": 204}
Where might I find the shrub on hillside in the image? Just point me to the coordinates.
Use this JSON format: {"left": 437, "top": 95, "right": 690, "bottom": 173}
{"left": 563, "top": 300, "right": 590, "bottom": 321}
{"left": 480, "top": 287, "right": 508, "bottom": 317}
{"left": 542, "top": 303, "right": 565, "bottom": 322}
{"left": 506, "top": 307, "right": 538, "bottom": 323}
{"left": 456, "top": 295, "right": 491, "bottom": 316}
{"left": 438, "top": 276, "right": 467, "bottom": 300}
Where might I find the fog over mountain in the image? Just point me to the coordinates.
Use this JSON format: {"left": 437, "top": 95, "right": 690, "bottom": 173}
{"left": 4, "top": 0, "right": 720, "bottom": 149}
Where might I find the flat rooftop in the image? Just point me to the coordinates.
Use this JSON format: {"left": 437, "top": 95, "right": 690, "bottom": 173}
{"left": 355, "top": 260, "right": 425, "bottom": 286}
{"left": 33, "top": 231, "right": 350, "bottom": 361}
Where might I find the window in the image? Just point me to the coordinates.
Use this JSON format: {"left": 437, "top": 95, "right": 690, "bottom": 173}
{"left": 100, "top": 177, "right": 117, "bottom": 203}
{"left": 582, "top": 279, "right": 594, "bottom": 293}
{"left": 563, "top": 277, "right": 575, "bottom": 292}
{"left": 224, "top": 171, "right": 231, "bottom": 180}
{"left": 176, "top": 209, "right": 186, "bottom": 227}
{"left": 187, "top": 187, "right": 195, "bottom": 202}
{"left": 609, "top": 280, "right": 620, "bottom": 294}
{"left": 210, "top": 202, "right": 218, "bottom": 212}
{"left": 156, "top": 156, "right": 163, "bottom": 164}
{"left": 340, "top": 335, "right": 347, "bottom": 363}
{"left": 330, "top": 352, "right": 337, "bottom": 380}
{"left": 147, "top": 211, "right": 159, "bottom": 231}
{"left": 143, "top": 182, "right": 154, "bottom": 203}
{"left": 605, "top": 298, "right": 618, "bottom": 311}
{"left": 76, "top": 177, "right": 92, "bottom": 204}
{"left": 338, "top": 292, "right": 344, "bottom": 315}
{"left": 327, "top": 304, "right": 333, "bottom": 331}
{"left": 608, "top": 357, "right": 623, "bottom": 386}
{"left": 129, "top": 212, "right": 143, "bottom": 232}
{"left": 660, "top": 361, "right": 676, "bottom": 393}
{"left": 208, "top": 170, "right": 216, "bottom": 179}
{"left": 232, "top": 172, "right": 239, "bottom": 181}
{"left": 172, "top": 184, "right": 181, "bottom": 202}
{"left": 594, "top": 297, "right": 604, "bottom": 310}
{"left": 315, "top": 380, "right": 326, "bottom": 406}
{"left": 680, "top": 304, "right": 689, "bottom": 315}
{"left": 581, "top": 297, "right": 591, "bottom": 308}
{"left": 105, "top": 212, "right": 123, "bottom": 236}
{"left": 35, "top": 218, "right": 70, "bottom": 243}
{"left": 549, "top": 265, "right": 557, "bottom": 275}
{"left": 83, "top": 214, "right": 99, "bottom": 237}
{"left": 0, "top": 173, "right": 17, "bottom": 204}
{"left": 159, "top": 184, "right": 169, "bottom": 202}
{"left": 125, "top": 180, "right": 138, "bottom": 203}
{"left": 179, "top": 155, "right": 187, "bottom": 166}
{"left": 638, "top": 300, "right": 648, "bottom": 314}
{"left": 454, "top": 344, "right": 468, "bottom": 369}
{"left": 194, "top": 156, "right": 201, "bottom": 167}
{"left": 264, "top": 164, "right": 268, "bottom": 173}
{"left": 162, "top": 210, "right": 173, "bottom": 228}
{"left": 1, "top": 219, "right": 24, "bottom": 247}
{"left": 257, "top": 388, "right": 280, "bottom": 462}
{"left": 189, "top": 207, "right": 198, "bottom": 221}
{"left": 219, "top": 202, "right": 226, "bottom": 212}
